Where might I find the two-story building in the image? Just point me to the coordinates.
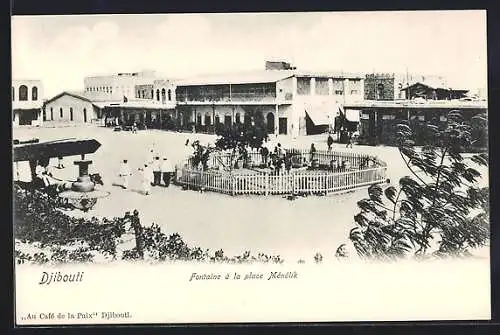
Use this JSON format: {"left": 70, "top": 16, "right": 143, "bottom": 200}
{"left": 83, "top": 70, "right": 157, "bottom": 103}
{"left": 174, "top": 68, "right": 364, "bottom": 136}
{"left": 12, "top": 79, "right": 44, "bottom": 126}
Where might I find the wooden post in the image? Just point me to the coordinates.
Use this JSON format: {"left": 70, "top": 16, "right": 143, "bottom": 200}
{"left": 265, "top": 172, "right": 269, "bottom": 196}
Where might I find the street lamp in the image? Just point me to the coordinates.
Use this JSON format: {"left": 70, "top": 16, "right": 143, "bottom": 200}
{"left": 58, "top": 154, "right": 110, "bottom": 212}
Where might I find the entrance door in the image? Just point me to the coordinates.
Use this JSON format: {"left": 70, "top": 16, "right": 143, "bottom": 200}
{"left": 279, "top": 117, "right": 287, "bottom": 135}
{"left": 224, "top": 115, "right": 231, "bottom": 127}
{"left": 266, "top": 113, "right": 275, "bottom": 133}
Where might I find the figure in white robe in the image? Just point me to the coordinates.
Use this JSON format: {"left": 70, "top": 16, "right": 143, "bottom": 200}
{"left": 118, "top": 160, "right": 132, "bottom": 189}
{"left": 139, "top": 164, "right": 153, "bottom": 195}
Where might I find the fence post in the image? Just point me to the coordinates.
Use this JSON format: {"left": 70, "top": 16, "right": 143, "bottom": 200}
{"left": 231, "top": 174, "right": 235, "bottom": 196}
{"left": 265, "top": 172, "right": 269, "bottom": 196}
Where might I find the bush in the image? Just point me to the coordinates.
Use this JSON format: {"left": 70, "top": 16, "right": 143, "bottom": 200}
{"left": 14, "top": 185, "right": 284, "bottom": 265}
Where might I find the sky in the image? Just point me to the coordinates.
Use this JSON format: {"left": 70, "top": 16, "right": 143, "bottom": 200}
{"left": 11, "top": 11, "right": 488, "bottom": 99}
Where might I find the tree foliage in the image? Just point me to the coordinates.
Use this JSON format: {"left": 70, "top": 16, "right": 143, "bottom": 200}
{"left": 214, "top": 116, "right": 268, "bottom": 170}
{"left": 345, "top": 110, "right": 489, "bottom": 260}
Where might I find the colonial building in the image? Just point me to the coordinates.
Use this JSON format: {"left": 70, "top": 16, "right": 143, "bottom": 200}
{"left": 344, "top": 100, "right": 487, "bottom": 146}
{"left": 42, "top": 92, "right": 101, "bottom": 125}
{"left": 174, "top": 67, "right": 363, "bottom": 136}
{"left": 83, "top": 70, "right": 157, "bottom": 102}
{"left": 12, "top": 79, "right": 44, "bottom": 126}
{"left": 400, "top": 81, "right": 469, "bottom": 101}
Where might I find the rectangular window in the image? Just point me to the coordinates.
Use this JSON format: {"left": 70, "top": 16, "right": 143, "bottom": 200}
{"left": 70, "top": 108, "right": 73, "bottom": 121}
{"left": 50, "top": 108, "right": 53, "bottom": 120}
{"left": 296, "top": 77, "right": 311, "bottom": 95}
{"left": 351, "top": 90, "right": 359, "bottom": 95}
{"left": 335, "top": 90, "right": 343, "bottom": 95}
{"left": 315, "top": 78, "right": 329, "bottom": 95}
{"left": 60, "top": 108, "right": 63, "bottom": 118}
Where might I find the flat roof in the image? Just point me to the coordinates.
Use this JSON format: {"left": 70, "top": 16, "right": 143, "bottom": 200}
{"left": 344, "top": 99, "right": 488, "bottom": 110}
{"left": 175, "top": 70, "right": 364, "bottom": 87}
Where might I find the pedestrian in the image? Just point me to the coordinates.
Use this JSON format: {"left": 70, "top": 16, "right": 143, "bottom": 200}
{"left": 139, "top": 164, "right": 153, "bottom": 195}
{"left": 118, "top": 159, "right": 132, "bottom": 189}
{"left": 327, "top": 133, "right": 334, "bottom": 151}
{"left": 161, "top": 157, "right": 174, "bottom": 187}
{"left": 260, "top": 145, "right": 269, "bottom": 167}
{"left": 346, "top": 132, "right": 353, "bottom": 148}
{"left": 152, "top": 156, "right": 161, "bottom": 186}
{"left": 309, "top": 143, "right": 316, "bottom": 162}
{"left": 57, "top": 156, "right": 64, "bottom": 169}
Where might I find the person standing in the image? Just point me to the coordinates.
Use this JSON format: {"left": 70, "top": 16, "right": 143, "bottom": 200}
{"left": 161, "top": 157, "right": 174, "bottom": 187}
{"left": 57, "top": 156, "right": 64, "bottom": 169}
{"left": 309, "top": 143, "right": 317, "bottom": 162}
{"left": 118, "top": 159, "right": 132, "bottom": 189}
{"left": 139, "top": 164, "right": 153, "bottom": 195}
{"left": 151, "top": 156, "right": 161, "bottom": 186}
{"left": 327, "top": 133, "right": 334, "bottom": 151}
{"left": 346, "top": 132, "right": 353, "bottom": 148}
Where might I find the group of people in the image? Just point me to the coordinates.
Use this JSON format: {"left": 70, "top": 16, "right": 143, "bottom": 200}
{"left": 117, "top": 144, "right": 175, "bottom": 195}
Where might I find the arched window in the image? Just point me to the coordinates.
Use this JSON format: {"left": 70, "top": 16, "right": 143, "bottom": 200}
{"left": 50, "top": 108, "right": 53, "bottom": 120}
{"left": 70, "top": 107, "right": 73, "bottom": 121}
{"left": 151, "top": 90, "right": 154, "bottom": 99}
{"left": 12, "top": 87, "right": 14, "bottom": 101}
{"left": 156, "top": 89, "right": 160, "bottom": 101}
{"left": 59, "top": 108, "right": 63, "bottom": 118}
{"left": 161, "top": 88, "right": 166, "bottom": 104}
{"left": 83, "top": 108, "right": 87, "bottom": 123}
{"left": 19, "top": 85, "right": 28, "bottom": 101}
{"left": 235, "top": 113, "right": 241, "bottom": 124}
{"left": 167, "top": 89, "right": 172, "bottom": 101}
{"left": 32, "top": 87, "right": 38, "bottom": 100}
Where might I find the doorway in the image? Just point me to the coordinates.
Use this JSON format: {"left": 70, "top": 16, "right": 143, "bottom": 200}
{"left": 266, "top": 112, "right": 275, "bottom": 134}
{"left": 279, "top": 117, "right": 287, "bottom": 135}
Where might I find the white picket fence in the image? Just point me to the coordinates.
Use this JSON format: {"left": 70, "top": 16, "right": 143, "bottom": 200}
{"left": 189, "top": 149, "right": 385, "bottom": 170}
{"left": 176, "top": 166, "right": 387, "bottom": 196}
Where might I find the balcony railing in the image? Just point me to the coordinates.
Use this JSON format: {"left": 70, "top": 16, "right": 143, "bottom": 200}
{"left": 176, "top": 92, "right": 279, "bottom": 103}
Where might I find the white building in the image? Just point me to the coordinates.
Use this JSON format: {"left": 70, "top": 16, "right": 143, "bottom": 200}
{"left": 43, "top": 92, "right": 101, "bottom": 126}
{"left": 175, "top": 69, "right": 364, "bottom": 136}
{"left": 12, "top": 79, "right": 44, "bottom": 126}
{"left": 83, "top": 70, "right": 157, "bottom": 102}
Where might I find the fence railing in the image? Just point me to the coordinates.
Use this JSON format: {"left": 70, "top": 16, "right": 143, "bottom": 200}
{"left": 188, "top": 149, "right": 386, "bottom": 171}
{"left": 177, "top": 148, "right": 387, "bottom": 196}
{"left": 176, "top": 166, "right": 387, "bottom": 196}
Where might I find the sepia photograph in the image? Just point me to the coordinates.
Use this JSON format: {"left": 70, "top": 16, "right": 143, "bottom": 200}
{"left": 12, "top": 10, "right": 490, "bottom": 325}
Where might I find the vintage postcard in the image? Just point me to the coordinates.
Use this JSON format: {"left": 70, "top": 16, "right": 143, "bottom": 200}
{"left": 12, "top": 10, "right": 490, "bottom": 325}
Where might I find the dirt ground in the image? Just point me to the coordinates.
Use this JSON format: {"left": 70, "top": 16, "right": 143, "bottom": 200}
{"left": 12, "top": 125, "right": 489, "bottom": 261}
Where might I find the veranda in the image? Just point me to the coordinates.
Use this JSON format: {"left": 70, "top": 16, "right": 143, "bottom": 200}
{"left": 175, "top": 149, "right": 388, "bottom": 196}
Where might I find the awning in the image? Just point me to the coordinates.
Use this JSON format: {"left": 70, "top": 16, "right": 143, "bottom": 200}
{"left": 345, "top": 109, "right": 360, "bottom": 122}
{"left": 305, "top": 101, "right": 340, "bottom": 125}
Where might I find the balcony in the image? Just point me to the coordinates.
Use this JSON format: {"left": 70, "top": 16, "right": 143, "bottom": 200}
{"left": 176, "top": 92, "right": 289, "bottom": 105}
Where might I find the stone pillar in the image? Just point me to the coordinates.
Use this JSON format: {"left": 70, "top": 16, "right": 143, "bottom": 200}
{"left": 328, "top": 78, "right": 333, "bottom": 96}
{"left": 275, "top": 105, "right": 279, "bottom": 135}
{"left": 310, "top": 78, "right": 316, "bottom": 96}
{"left": 292, "top": 77, "right": 297, "bottom": 99}
{"left": 343, "top": 79, "right": 349, "bottom": 103}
